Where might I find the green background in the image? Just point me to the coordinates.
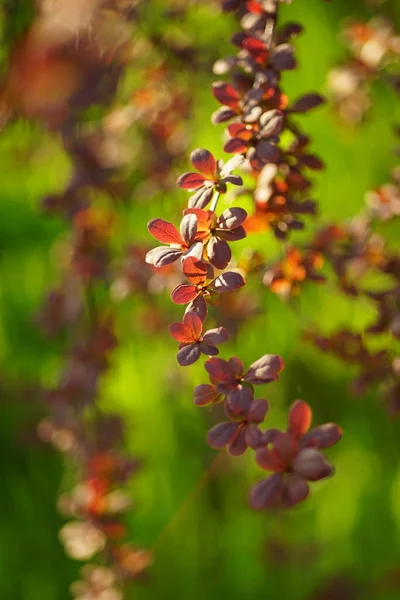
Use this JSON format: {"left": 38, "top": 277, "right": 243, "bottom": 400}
{"left": 1, "top": 0, "right": 400, "bottom": 598}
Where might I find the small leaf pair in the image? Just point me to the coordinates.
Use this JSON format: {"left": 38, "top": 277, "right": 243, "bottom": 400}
{"left": 169, "top": 312, "right": 229, "bottom": 366}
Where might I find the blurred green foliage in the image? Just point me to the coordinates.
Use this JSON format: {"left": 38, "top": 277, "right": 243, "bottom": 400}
{"left": 1, "top": 0, "right": 400, "bottom": 599}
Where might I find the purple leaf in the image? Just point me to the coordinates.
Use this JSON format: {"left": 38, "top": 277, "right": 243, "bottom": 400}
{"left": 226, "top": 385, "right": 253, "bottom": 417}
{"left": 290, "top": 93, "right": 325, "bottom": 113}
{"left": 302, "top": 423, "right": 343, "bottom": 449}
{"left": 208, "top": 236, "right": 232, "bottom": 270}
{"left": 256, "top": 140, "right": 280, "bottom": 162}
{"left": 185, "top": 295, "right": 208, "bottom": 322}
{"left": 228, "top": 427, "right": 248, "bottom": 456}
{"left": 293, "top": 448, "right": 334, "bottom": 481}
{"left": 193, "top": 384, "right": 220, "bottom": 406}
{"left": 188, "top": 186, "right": 214, "bottom": 209}
{"left": 211, "top": 271, "right": 245, "bottom": 293}
{"left": 218, "top": 207, "right": 247, "bottom": 229}
{"left": 145, "top": 246, "right": 182, "bottom": 267}
{"left": 177, "top": 344, "right": 202, "bottom": 366}
{"left": 203, "top": 327, "right": 229, "bottom": 346}
{"left": 282, "top": 474, "right": 309, "bottom": 507}
{"left": 249, "top": 474, "right": 284, "bottom": 510}
{"left": 212, "top": 107, "right": 238, "bottom": 124}
{"left": 180, "top": 213, "right": 197, "bottom": 246}
{"left": 207, "top": 422, "right": 238, "bottom": 448}
{"left": 245, "top": 354, "right": 284, "bottom": 384}
{"left": 219, "top": 155, "right": 245, "bottom": 177}
{"left": 248, "top": 398, "right": 269, "bottom": 423}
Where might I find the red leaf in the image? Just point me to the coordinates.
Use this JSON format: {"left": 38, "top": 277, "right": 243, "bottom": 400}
{"left": 170, "top": 284, "right": 198, "bottom": 305}
{"left": 182, "top": 257, "right": 208, "bottom": 285}
{"left": 190, "top": 149, "right": 217, "bottom": 179}
{"left": 177, "top": 172, "right": 207, "bottom": 190}
{"left": 169, "top": 322, "right": 193, "bottom": 343}
{"left": 224, "top": 137, "right": 249, "bottom": 154}
{"left": 148, "top": 218, "right": 183, "bottom": 245}
{"left": 212, "top": 81, "right": 241, "bottom": 108}
{"left": 183, "top": 312, "right": 203, "bottom": 340}
{"left": 288, "top": 400, "right": 312, "bottom": 438}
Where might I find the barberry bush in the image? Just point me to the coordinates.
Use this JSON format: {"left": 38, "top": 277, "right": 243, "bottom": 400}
{"left": 0, "top": 0, "right": 399, "bottom": 599}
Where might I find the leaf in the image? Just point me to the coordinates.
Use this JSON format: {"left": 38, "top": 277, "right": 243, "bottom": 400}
{"left": 179, "top": 213, "right": 197, "bottom": 246}
{"left": 205, "top": 357, "right": 235, "bottom": 384}
{"left": 248, "top": 398, "right": 269, "bottom": 423}
{"left": 198, "top": 342, "right": 219, "bottom": 356}
{"left": 303, "top": 423, "right": 343, "bottom": 449}
{"left": 228, "top": 427, "right": 248, "bottom": 456}
{"left": 207, "top": 236, "right": 231, "bottom": 270}
{"left": 282, "top": 474, "right": 309, "bottom": 507}
{"left": 188, "top": 186, "right": 214, "bottom": 209}
{"left": 256, "top": 447, "right": 286, "bottom": 472}
{"left": 190, "top": 148, "right": 217, "bottom": 179}
{"left": 207, "top": 422, "right": 238, "bottom": 448}
{"left": 170, "top": 284, "right": 198, "bottom": 305}
{"left": 182, "top": 257, "right": 208, "bottom": 285}
{"left": 270, "top": 43, "right": 296, "bottom": 71}
{"left": 292, "top": 448, "right": 334, "bottom": 481}
{"left": 290, "top": 93, "right": 325, "bottom": 113}
{"left": 177, "top": 344, "right": 201, "bottom": 367}
{"left": 249, "top": 474, "right": 284, "bottom": 510}
{"left": 220, "top": 154, "right": 245, "bottom": 177}
{"left": 218, "top": 207, "right": 248, "bottom": 229}
{"left": 224, "top": 137, "right": 249, "bottom": 154}
{"left": 211, "top": 106, "right": 238, "bottom": 124}
{"left": 177, "top": 172, "right": 207, "bottom": 190}
{"left": 202, "top": 326, "right": 229, "bottom": 346}
{"left": 287, "top": 400, "right": 312, "bottom": 438}
{"left": 193, "top": 384, "right": 220, "bottom": 406}
{"left": 145, "top": 246, "right": 182, "bottom": 267}
{"left": 226, "top": 385, "right": 253, "bottom": 417}
{"left": 183, "top": 312, "right": 203, "bottom": 340}
{"left": 211, "top": 271, "right": 245, "bottom": 293}
{"left": 185, "top": 295, "right": 208, "bottom": 322}
{"left": 212, "top": 81, "right": 241, "bottom": 108}
{"left": 147, "top": 218, "right": 182, "bottom": 245}
{"left": 169, "top": 322, "right": 193, "bottom": 343}
{"left": 245, "top": 354, "right": 284, "bottom": 384}
{"left": 256, "top": 140, "right": 280, "bottom": 162}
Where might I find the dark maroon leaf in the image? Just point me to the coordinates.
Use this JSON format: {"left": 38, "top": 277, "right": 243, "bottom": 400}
{"left": 180, "top": 213, "right": 197, "bottom": 246}
{"left": 228, "top": 428, "right": 248, "bottom": 456}
{"left": 217, "top": 226, "right": 246, "bottom": 242}
{"left": 282, "top": 474, "right": 309, "bottom": 507}
{"left": 290, "top": 93, "right": 325, "bottom": 113}
{"left": 208, "top": 236, "right": 231, "bottom": 270}
{"left": 259, "top": 110, "right": 284, "bottom": 137}
{"left": 177, "top": 344, "right": 202, "bottom": 366}
{"left": 218, "top": 207, "right": 248, "bottom": 230}
{"left": 270, "top": 44, "right": 296, "bottom": 71}
{"left": 226, "top": 385, "right": 253, "bottom": 416}
{"left": 249, "top": 474, "right": 284, "bottom": 510}
{"left": 229, "top": 356, "right": 244, "bottom": 377}
{"left": 207, "top": 422, "right": 238, "bottom": 448}
{"left": 248, "top": 398, "right": 269, "bottom": 423}
{"left": 212, "top": 107, "right": 238, "bottom": 124}
{"left": 203, "top": 327, "right": 229, "bottom": 346}
{"left": 198, "top": 342, "right": 219, "bottom": 356}
{"left": 222, "top": 174, "right": 243, "bottom": 186}
{"left": 145, "top": 246, "right": 182, "bottom": 267}
{"left": 293, "top": 448, "right": 334, "bottom": 481}
{"left": 256, "top": 140, "right": 280, "bottom": 162}
{"left": 245, "top": 425, "right": 264, "bottom": 449}
{"left": 303, "top": 423, "right": 343, "bottom": 449}
{"left": 211, "top": 271, "right": 245, "bottom": 293}
{"left": 185, "top": 295, "right": 208, "bottom": 322}
{"left": 188, "top": 186, "right": 214, "bottom": 209}
{"left": 193, "top": 384, "right": 220, "bottom": 406}
{"left": 205, "top": 357, "right": 235, "bottom": 384}
{"left": 298, "top": 154, "right": 325, "bottom": 170}
{"left": 245, "top": 354, "right": 284, "bottom": 384}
